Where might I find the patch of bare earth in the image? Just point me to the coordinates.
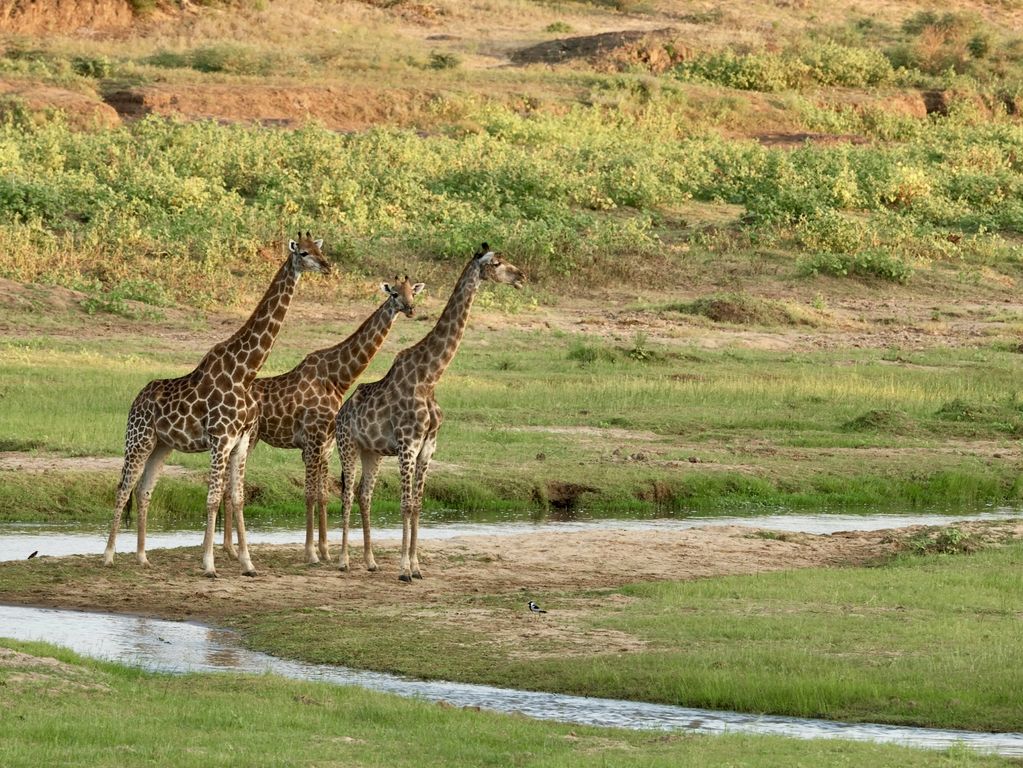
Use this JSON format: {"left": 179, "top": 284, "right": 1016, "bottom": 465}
{"left": 0, "top": 451, "right": 192, "bottom": 477}
{"left": 103, "top": 84, "right": 441, "bottom": 132}
{"left": 0, "top": 80, "right": 120, "bottom": 129}
{"left": 0, "top": 647, "right": 110, "bottom": 694}
{"left": 5, "top": 523, "right": 1021, "bottom": 627}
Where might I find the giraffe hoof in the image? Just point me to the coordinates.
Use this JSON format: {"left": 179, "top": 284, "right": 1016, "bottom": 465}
{"left": 203, "top": 570, "right": 219, "bottom": 579}
{"left": 338, "top": 564, "right": 349, "bottom": 572}
{"left": 366, "top": 564, "right": 378, "bottom": 573}
{"left": 398, "top": 573, "right": 412, "bottom": 583}
{"left": 412, "top": 570, "right": 423, "bottom": 580}
{"left": 242, "top": 570, "right": 257, "bottom": 578}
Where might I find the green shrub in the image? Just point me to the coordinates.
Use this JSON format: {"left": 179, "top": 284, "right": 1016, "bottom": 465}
{"left": 71, "top": 56, "right": 112, "bottom": 79}
{"left": 428, "top": 52, "right": 461, "bottom": 70}
{"left": 797, "top": 250, "right": 913, "bottom": 283}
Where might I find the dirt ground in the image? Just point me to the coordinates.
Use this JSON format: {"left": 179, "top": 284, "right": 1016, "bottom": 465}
{"left": 3, "top": 522, "right": 1020, "bottom": 626}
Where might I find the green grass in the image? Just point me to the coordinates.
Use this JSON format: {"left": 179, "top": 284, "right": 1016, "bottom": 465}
{"left": 230, "top": 541, "right": 1023, "bottom": 733}
{"left": 1, "top": 640, "right": 1011, "bottom": 768}
{"left": 2, "top": 329, "right": 1023, "bottom": 525}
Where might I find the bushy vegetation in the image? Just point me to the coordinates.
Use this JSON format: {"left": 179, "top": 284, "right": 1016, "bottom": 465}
{"left": 1, "top": 95, "right": 1022, "bottom": 303}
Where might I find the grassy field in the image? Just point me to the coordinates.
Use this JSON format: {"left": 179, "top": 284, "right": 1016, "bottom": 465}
{"left": 227, "top": 539, "right": 1023, "bottom": 733}
{"left": 2, "top": 321, "right": 1023, "bottom": 525}
{"left": 3, "top": 639, "right": 1014, "bottom": 768}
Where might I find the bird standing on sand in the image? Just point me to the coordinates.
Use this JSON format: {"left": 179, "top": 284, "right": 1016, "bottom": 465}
{"left": 528, "top": 601, "right": 547, "bottom": 614}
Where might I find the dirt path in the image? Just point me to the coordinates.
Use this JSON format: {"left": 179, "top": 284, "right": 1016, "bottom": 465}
{"left": 4, "top": 522, "right": 1018, "bottom": 624}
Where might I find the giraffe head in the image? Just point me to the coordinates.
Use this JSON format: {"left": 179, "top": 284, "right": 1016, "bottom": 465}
{"left": 475, "top": 242, "right": 525, "bottom": 289}
{"left": 381, "top": 275, "right": 425, "bottom": 317}
{"left": 288, "top": 231, "right": 332, "bottom": 276}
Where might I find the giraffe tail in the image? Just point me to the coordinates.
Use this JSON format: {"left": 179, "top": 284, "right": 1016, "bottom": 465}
{"left": 123, "top": 491, "right": 134, "bottom": 527}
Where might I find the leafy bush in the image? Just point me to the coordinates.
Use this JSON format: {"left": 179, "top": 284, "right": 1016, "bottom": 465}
{"left": 71, "top": 56, "right": 112, "bottom": 79}
{"left": 797, "top": 250, "right": 913, "bottom": 283}
{"left": 428, "top": 52, "right": 461, "bottom": 70}
{"left": 675, "top": 42, "right": 893, "bottom": 92}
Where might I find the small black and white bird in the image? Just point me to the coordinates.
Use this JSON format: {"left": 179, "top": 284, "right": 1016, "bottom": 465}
{"left": 528, "top": 601, "right": 547, "bottom": 614}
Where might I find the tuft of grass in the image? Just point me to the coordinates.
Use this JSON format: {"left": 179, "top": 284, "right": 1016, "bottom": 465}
{"left": 905, "top": 525, "right": 978, "bottom": 555}
{"left": 841, "top": 409, "right": 915, "bottom": 434}
{"left": 666, "top": 292, "right": 820, "bottom": 326}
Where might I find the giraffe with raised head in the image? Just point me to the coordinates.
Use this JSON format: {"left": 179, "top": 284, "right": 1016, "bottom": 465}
{"left": 103, "top": 233, "right": 331, "bottom": 577}
{"left": 335, "top": 243, "right": 525, "bottom": 581}
{"left": 221, "top": 275, "right": 425, "bottom": 565}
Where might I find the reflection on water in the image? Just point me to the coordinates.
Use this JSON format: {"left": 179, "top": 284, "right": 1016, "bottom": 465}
{"left": 1, "top": 510, "right": 1021, "bottom": 563}
{"left": 0, "top": 604, "right": 1021, "bottom": 756}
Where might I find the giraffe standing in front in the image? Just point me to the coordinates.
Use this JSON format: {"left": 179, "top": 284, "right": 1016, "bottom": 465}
{"left": 222, "top": 276, "right": 425, "bottom": 565}
{"left": 103, "top": 233, "right": 331, "bottom": 577}
{"left": 335, "top": 244, "right": 525, "bottom": 581}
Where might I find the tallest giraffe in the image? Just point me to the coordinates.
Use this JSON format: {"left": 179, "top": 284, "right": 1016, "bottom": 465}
{"left": 103, "top": 233, "right": 332, "bottom": 577}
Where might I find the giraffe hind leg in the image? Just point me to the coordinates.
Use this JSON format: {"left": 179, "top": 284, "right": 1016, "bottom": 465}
{"left": 134, "top": 443, "right": 172, "bottom": 567}
{"left": 104, "top": 432, "right": 155, "bottom": 566}
{"left": 409, "top": 437, "right": 437, "bottom": 580}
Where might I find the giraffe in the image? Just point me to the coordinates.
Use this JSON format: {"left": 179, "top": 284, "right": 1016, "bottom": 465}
{"left": 221, "top": 276, "right": 425, "bottom": 565}
{"left": 335, "top": 243, "right": 524, "bottom": 581}
{"left": 103, "top": 233, "right": 331, "bottom": 578}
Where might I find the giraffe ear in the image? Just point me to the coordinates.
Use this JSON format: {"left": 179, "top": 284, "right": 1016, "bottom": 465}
{"left": 314, "top": 239, "right": 323, "bottom": 249}
{"left": 288, "top": 240, "right": 298, "bottom": 253}
{"left": 380, "top": 282, "right": 395, "bottom": 296}
{"left": 412, "top": 283, "right": 425, "bottom": 295}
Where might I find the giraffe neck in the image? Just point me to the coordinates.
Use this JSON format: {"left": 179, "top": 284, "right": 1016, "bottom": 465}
{"left": 409, "top": 258, "right": 482, "bottom": 388}
{"left": 207, "top": 257, "right": 299, "bottom": 388}
{"left": 312, "top": 299, "right": 400, "bottom": 391}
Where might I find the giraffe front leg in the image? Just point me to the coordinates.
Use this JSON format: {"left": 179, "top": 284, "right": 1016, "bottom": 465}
{"left": 229, "top": 433, "right": 257, "bottom": 576}
{"left": 316, "top": 451, "right": 332, "bottom": 564}
{"left": 302, "top": 451, "right": 320, "bottom": 565}
{"left": 358, "top": 451, "right": 382, "bottom": 572}
{"left": 397, "top": 445, "right": 419, "bottom": 583}
{"left": 221, "top": 497, "right": 237, "bottom": 560}
{"left": 337, "top": 427, "right": 357, "bottom": 573}
{"left": 409, "top": 437, "right": 436, "bottom": 580}
{"left": 201, "top": 446, "right": 230, "bottom": 578}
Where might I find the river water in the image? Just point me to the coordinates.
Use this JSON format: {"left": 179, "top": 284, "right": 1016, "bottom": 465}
{"left": 1, "top": 603, "right": 1021, "bottom": 756}
{"left": 2, "top": 509, "right": 1020, "bottom": 562}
